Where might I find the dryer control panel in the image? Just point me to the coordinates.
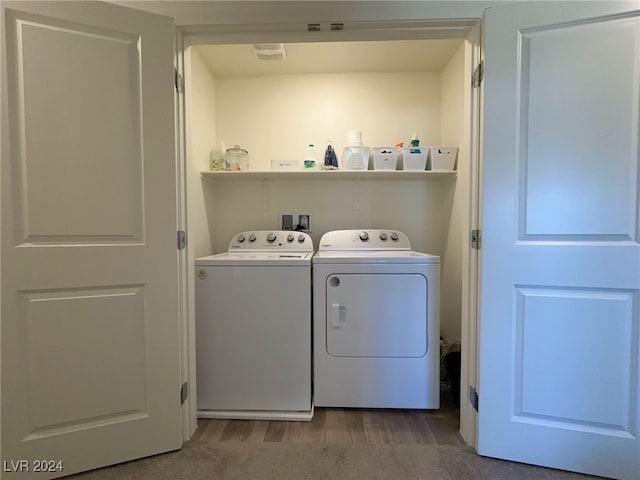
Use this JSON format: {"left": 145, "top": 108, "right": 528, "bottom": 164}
{"left": 318, "top": 229, "right": 411, "bottom": 251}
{"left": 228, "top": 231, "right": 313, "bottom": 251}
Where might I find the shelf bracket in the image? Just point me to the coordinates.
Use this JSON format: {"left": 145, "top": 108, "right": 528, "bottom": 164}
{"left": 352, "top": 178, "right": 360, "bottom": 211}
{"left": 261, "top": 179, "right": 269, "bottom": 211}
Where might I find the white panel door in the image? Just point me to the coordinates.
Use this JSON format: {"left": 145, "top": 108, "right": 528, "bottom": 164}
{"left": 1, "top": 1, "right": 181, "bottom": 478}
{"left": 478, "top": 2, "right": 640, "bottom": 479}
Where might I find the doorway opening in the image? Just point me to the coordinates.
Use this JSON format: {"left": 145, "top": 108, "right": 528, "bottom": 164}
{"left": 178, "top": 22, "right": 481, "bottom": 447}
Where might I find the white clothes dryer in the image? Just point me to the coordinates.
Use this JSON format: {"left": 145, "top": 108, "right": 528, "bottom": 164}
{"left": 195, "top": 231, "right": 314, "bottom": 421}
{"left": 313, "top": 229, "right": 440, "bottom": 409}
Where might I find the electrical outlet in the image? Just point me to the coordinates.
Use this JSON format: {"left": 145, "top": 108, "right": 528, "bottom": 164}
{"left": 280, "top": 214, "right": 294, "bottom": 231}
{"left": 279, "top": 213, "right": 310, "bottom": 231}
{"left": 298, "top": 214, "right": 310, "bottom": 231}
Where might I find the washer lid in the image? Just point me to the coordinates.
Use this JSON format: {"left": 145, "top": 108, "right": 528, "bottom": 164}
{"left": 196, "top": 251, "right": 313, "bottom": 266}
{"left": 313, "top": 250, "right": 439, "bottom": 264}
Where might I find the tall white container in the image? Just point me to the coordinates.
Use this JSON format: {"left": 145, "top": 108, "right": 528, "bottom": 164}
{"left": 342, "top": 146, "right": 370, "bottom": 170}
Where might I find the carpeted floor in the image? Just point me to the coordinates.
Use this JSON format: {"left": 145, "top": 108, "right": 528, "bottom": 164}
{"left": 70, "top": 441, "right": 600, "bottom": 480}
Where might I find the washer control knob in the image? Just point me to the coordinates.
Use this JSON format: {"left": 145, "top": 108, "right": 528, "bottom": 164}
{"left": 266, "top": 232, "right": 277, "bottom": 243}
{"left": 379, "top": 233, "right": 388, "bottom": 241}
{"left": 287, "top": 234, "right": 294, "bottom": 242}
{"left": 390, "top": 232, "right": 399, "bottom": 241}
{"left": 298, "top": 234, "right": 306, "bottom": 243}
{"left": 248, "top": 234, "right": 256, "bottom": 242}
{"left": 237, "top": 234, "right": 246, "bottom": 243}
{"left": 359, "top": 231, "right": 369, "bottom": 241}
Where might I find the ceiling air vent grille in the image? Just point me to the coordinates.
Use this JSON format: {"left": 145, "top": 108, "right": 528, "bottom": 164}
{"left": 251, "top": 43, "right": 287, "bottom": 61}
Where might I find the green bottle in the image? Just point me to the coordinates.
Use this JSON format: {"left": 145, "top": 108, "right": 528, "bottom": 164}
{"left": 410, "top": 133, "right": 420, "bottom": 153}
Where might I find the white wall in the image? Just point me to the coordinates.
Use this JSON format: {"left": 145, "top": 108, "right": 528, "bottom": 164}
{"left": 191, "top": 68, "right": 452, "bottom": 258}
{"left": 204, "top": 177, "right": 454, "bottom": 256}
{"left": 115, "top": 1, "right": 488, "bottom": 27}
{"left": 186, "top": 47, "right": 216, "bottom": 258}
{"left": 439, "top": 42, "right": 468, "bottom": 341}
{"left": 213, "top": 72, "right": 441, "bottom": 170}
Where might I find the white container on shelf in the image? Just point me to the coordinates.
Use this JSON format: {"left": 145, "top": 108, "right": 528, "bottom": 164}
{"left": 369, "top": 147, "right": 398, "bottom": 170}
{"left": 271, "top": 160, "right": 300, "bottom": 171}
{"left": 428, "top": 147, "right": 458, "bottom": 171}
{"left": 342, "top": 146, "right": 370, "bottom": 170}
{"left": 398, "top": 147, "right": 428, "bottom": 171}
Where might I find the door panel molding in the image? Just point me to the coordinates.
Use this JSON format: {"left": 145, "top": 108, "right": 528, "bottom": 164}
{"left": 515, "top": 14, "right": 639, "bottom": 242}
{"left": 513, "top": 286, "right": 637, "bottom": 434}
{"left": 5, "top": 9, "right": 145, "bottom": 246}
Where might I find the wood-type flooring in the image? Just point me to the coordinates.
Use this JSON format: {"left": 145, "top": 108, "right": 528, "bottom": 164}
{"left": 191, "top": 390, "right": 463, "bottom": 446}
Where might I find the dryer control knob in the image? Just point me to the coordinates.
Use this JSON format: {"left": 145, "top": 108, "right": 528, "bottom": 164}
{"left": 237, "top": 234, "right": 246, "bottom": 243}
{"left": 390, "top": 232, "right": 399, "bottom": 241}
{"left": 379, "top": 233, "right": 388, "bottom": 241}
{"left": 287, "top": 234, "right": 294, "bottom": 242}
{"left": 298, "top": 234, "right": 306, "bottom": 243}
{"left": 267, "top": 233, "right": 277, "bottom": 243}
{"left": 359, "top": 231, "right": 369, "bottom": 241}
{"left": 248, "top": 234, "right": 256, "bottom": 242}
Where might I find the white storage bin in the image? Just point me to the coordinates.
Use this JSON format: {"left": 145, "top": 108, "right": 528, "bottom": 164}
{"left": 398, "top": 147, "right": 428, "bottom": 171}
{"left": 428, "top": 147, "right": 458, "bottom": 171}
{"left": 369, "top": 147, "right": 398, "bottom": 170}
{"left": 342, "top": 146, "right": 370, "bottom": 170}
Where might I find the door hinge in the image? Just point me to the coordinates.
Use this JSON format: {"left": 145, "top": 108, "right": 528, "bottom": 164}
{"left": 177, "top": 230, "right": 186, "bottom": 250}
{"left": 174, "top": 67, "right": 184, "bottom": 94}
{"left": 471, "top": 229, "right": 481, "bottom": 249}
{"left": 470, "top": 385, "right": 479, "bottom": 412}
{"left": 472, "top": 60, "right": 483, "bottom": 88}
{"left": 180, "top": 381, "right": 188, "bottom": 405}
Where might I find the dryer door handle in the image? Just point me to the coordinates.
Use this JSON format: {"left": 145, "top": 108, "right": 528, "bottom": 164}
{"left": 330, "top": 303, "right": 346, "bottom": 328}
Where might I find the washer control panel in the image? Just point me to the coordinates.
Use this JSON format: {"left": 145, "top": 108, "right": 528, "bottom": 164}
{"left": 318, "top": 229, "right": 411, "bottom": 251}
{"left": 229, "top": 231, "right": 313, "bottom": 251}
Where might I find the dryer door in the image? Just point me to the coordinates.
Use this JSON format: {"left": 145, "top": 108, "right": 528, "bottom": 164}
{"left": 325, "top": 273, "right": 427, "bottom": 358}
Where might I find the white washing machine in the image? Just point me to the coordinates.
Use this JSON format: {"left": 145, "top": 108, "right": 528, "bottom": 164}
{"left": 313, "top": 229, "right": 440, "bottom": 409}
{"left": 195, "top": 230, "right": 313, "bottom": 421}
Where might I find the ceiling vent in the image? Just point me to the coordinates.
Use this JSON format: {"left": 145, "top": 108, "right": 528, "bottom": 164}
{"left": 252, "top": 43, "right": 287, "bottom": 61}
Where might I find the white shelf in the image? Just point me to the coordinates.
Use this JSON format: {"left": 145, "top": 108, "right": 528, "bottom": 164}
{"left": 200, "top": 170, "right": 457, "bottom": 181}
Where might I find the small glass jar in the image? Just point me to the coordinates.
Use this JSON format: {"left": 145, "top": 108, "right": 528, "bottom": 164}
{"left": 226, "top": 145, "right": 249, "bottom": 171}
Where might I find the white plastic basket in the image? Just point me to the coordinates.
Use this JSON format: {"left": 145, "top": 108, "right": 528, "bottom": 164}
{"left": 398, "top": 147, "right": 428, "bottom": 171}
{"left": 369, "top": 147, "right": 398, "bottom": 170}
{"left": 428, "top": 147, "right": 458, "bottom": 171}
